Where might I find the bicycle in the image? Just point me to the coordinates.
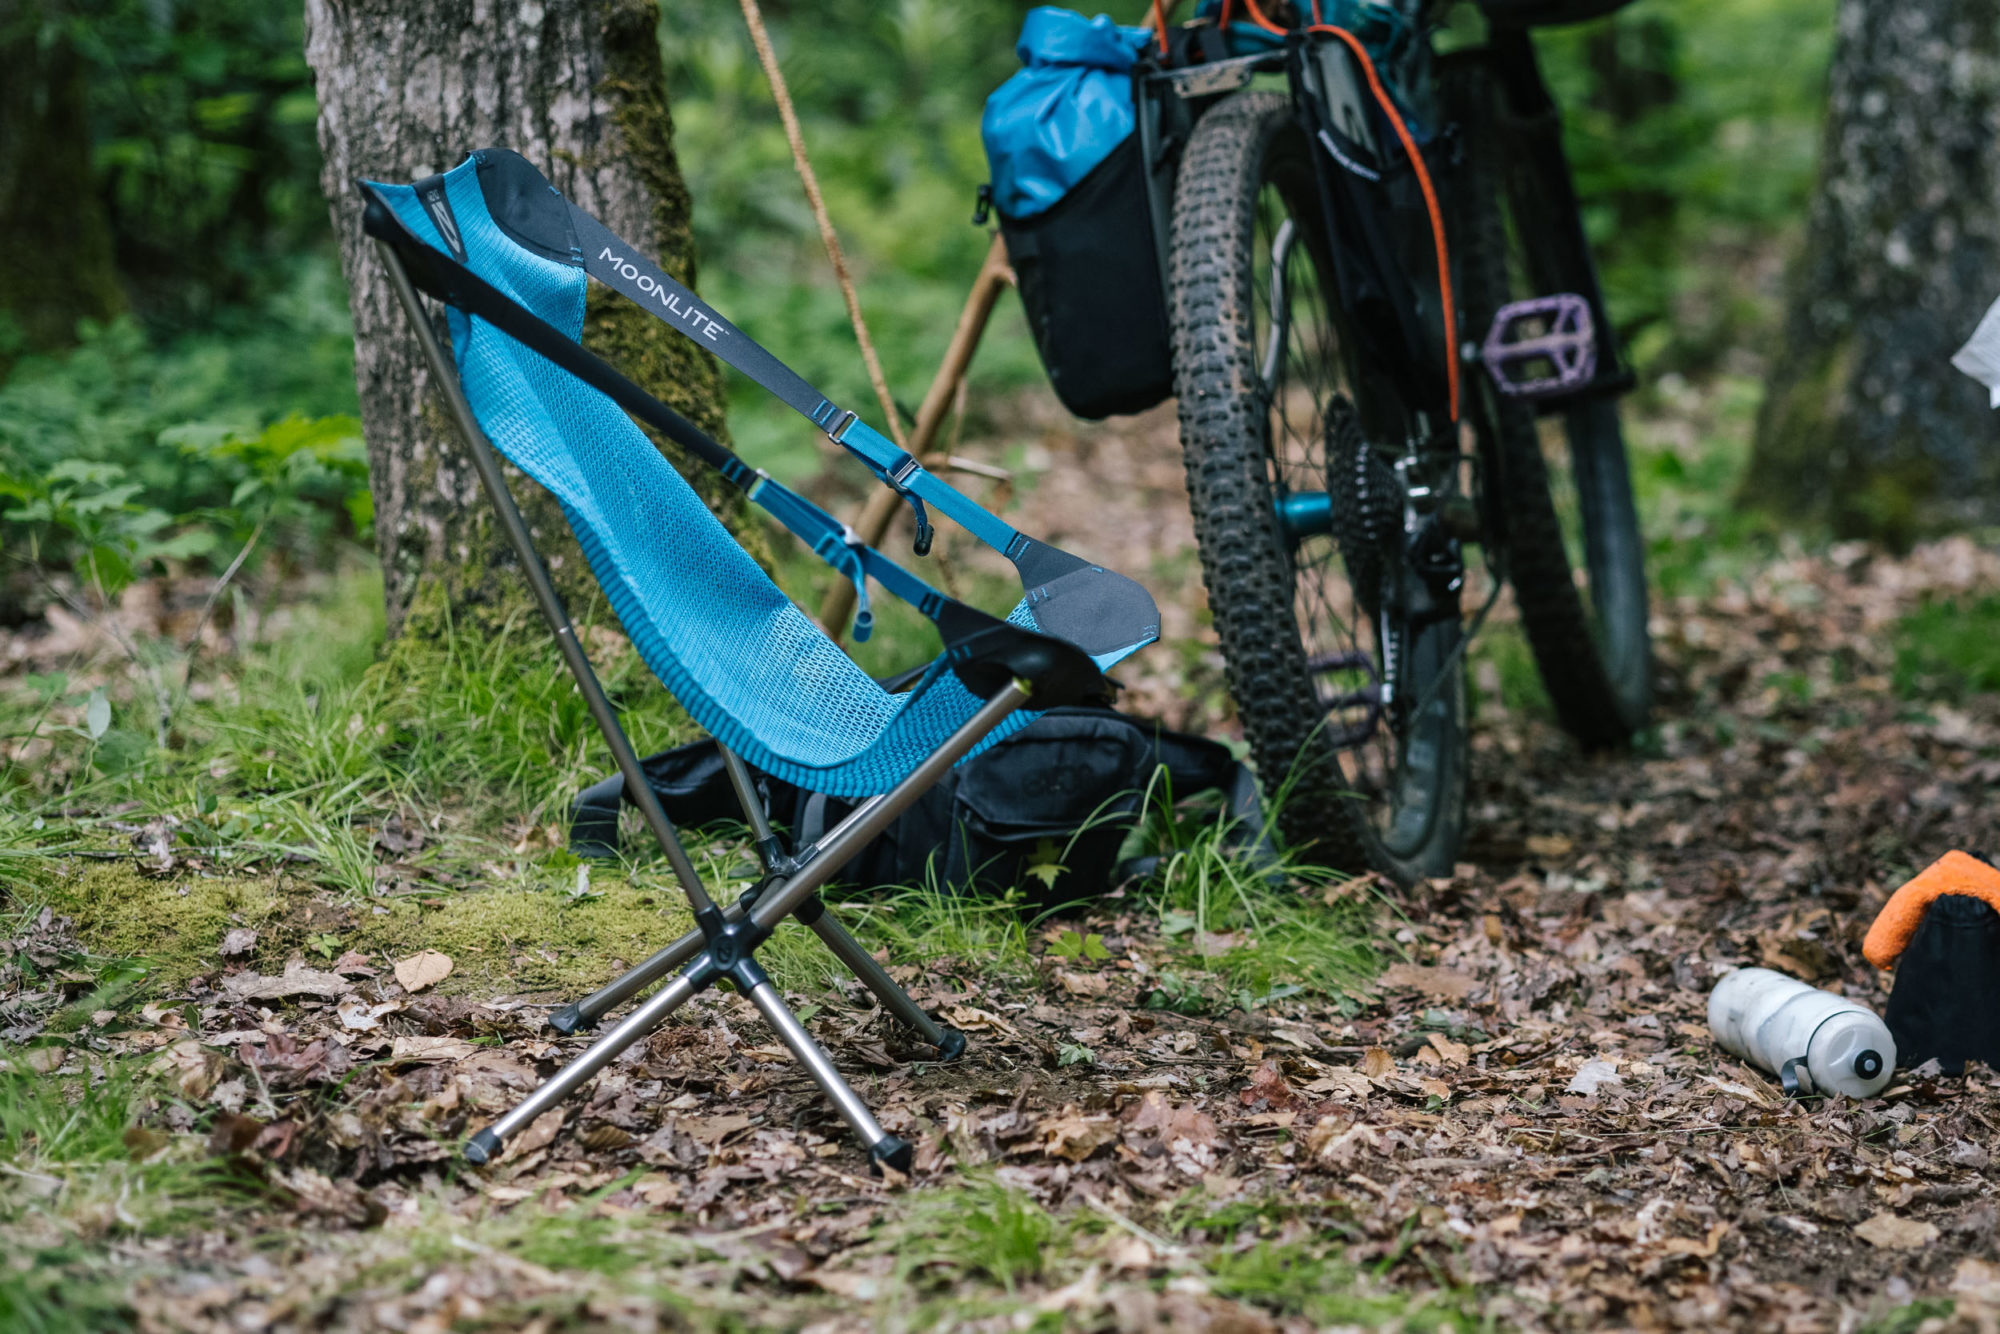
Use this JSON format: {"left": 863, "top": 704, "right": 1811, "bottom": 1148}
{"left": 1133, "top": 0, "right": 1652, "bottom": 880}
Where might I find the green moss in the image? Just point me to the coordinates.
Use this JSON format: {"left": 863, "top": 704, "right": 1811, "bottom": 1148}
{"left": 1835, "top": 452, "right": 1935, "bottom": 551}
{"left": 351, "top": 878, "right": 694, "bottom": 995}
{"left": 1749, "top": 332, "right": 1958, "bottom": 550}
{"left": 33, "top": 864, "right": 292, "bottom": 989}
{"left": 30, "top": 861, "right": 694, "bottom": 997}
{"left": 1744, "top": 333, "right": 1854, "bottom": 523}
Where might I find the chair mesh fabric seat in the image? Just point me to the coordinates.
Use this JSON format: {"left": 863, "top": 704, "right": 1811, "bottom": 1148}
{"left": 376, "top": 163, "right": 1036, "bottom": 796}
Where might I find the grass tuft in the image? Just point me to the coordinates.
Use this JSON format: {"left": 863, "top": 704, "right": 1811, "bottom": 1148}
{"left": 1893, "top": 593, "right": 2000, "bottom": 699}
{"left": 1139, "top": 785, "right": 1377, "bottom": 1005}
{"left": 892, "top": 1178, "right": 1070, "bottom": 1294}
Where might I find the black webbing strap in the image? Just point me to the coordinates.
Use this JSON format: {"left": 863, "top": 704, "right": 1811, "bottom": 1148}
{"left": 553, "top": 181, "right": 1162, "bottom": 662}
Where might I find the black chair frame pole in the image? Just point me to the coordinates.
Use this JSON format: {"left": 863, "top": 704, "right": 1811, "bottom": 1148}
{"left": 378, "top": 242, "right": 1024, "bottom": 1173}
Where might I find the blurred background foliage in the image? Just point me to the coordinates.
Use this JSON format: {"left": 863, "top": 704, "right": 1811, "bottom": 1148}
{"left": 0, "top": 0, "right": 1837, "bottom": 586}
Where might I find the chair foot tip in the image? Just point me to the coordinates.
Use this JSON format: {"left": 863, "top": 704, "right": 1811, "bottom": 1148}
{"left": 869, "top": 1135, "right": 914, "bottom": 1176}
{"left": 464, "top": 1129, "right": 501, "bottom": 1165}
{"left": 547, "top": 1004, "right": 590, "bottom": 1035}
{"left": 935, "top": 1027, "right": 968, "bottom": 1062}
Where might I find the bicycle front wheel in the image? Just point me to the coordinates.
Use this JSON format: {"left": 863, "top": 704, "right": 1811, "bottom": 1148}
{"left": 1168, "top": 90, "right": 1467, "bottom": 882}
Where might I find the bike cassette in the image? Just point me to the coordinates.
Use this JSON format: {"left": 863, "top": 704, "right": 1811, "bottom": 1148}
{"left": 1479, "top": 293, "right": 1595, "bottom": 399}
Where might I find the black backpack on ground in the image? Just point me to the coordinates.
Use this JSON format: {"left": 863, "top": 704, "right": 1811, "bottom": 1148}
{"left": 569, "top": 708, "right": 1265, "bottom": 908}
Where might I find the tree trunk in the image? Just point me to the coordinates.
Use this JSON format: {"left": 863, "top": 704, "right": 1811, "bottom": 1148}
{"left": 1748, "top": 0, "right": 2000, "bottom": 545}
{"left": 0, "top": 0, "right": 124, "bottom": 361}
{"left": 305, "top": 0, "right": 747, "bottom": 639}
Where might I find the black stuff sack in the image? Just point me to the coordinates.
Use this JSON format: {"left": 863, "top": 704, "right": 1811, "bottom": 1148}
{"left": 570, "top": 707, "right": 1264, "bottom": 909}
{"left": 1883, "top": 892, "right": 2000, "bottom": 1076}
{"left": 981, "top": 9, "right": 1173, "bottom": 421}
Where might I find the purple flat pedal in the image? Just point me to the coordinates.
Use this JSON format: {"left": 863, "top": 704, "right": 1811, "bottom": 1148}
{"left": 1480, "top": 293, "right": 1595, "bottom": 399}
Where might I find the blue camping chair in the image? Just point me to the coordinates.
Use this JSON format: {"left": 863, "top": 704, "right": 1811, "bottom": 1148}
{"left": 361, "top": 150, "right": 1159, "bottom": 1172}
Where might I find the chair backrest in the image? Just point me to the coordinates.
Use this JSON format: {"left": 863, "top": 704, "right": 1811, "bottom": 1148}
{"left": 369, "top": 162, "right": 913, "bottom": 773}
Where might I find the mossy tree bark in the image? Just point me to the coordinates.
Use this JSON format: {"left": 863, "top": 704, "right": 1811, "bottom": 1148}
{"left": 1748, "top": 0, "right": 2000, "bottom": 545}
{"left": 0, "top": 0, "right": 124, "bottom": 361}
{"left": 305, "top": 0, "right": 751, "bottom": 639}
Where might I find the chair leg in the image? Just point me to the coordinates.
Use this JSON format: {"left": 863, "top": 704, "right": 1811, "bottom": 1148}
{"left": 466, "top": 969, "right": 702, "bottom": 1164}
{"left": 468, "top": 685, "right": 1032, "bottom": 1168}
{"left": 798, "top": 898, "right": 965, "bottom": 1061}
{"left": 494, "top": 958, "right": 913, "bottom": 1171}
{"left": 548, "top": 922, "right": 708, "bottom": 1034}
{"left": 743, "top": 978, "right": 912, "bottom": 1174}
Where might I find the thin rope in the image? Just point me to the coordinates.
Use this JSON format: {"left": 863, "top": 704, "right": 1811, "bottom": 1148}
{"left": 735, "top": 0, "right": 909, "bottom": 449}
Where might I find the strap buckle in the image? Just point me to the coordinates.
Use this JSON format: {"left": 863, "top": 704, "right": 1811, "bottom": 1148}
{"left": 887, "top": 457, "right": 934, "bottom": 557}
{"left": 824, "top": 411, "right": 933, "bottom": 559}
{"left": 814, "top": 524, "right": 874, "bottom": 643}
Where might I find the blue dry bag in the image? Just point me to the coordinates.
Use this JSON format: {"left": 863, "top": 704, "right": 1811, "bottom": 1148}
{"left": 981, "top": 9, "right": 1173, "bottom": 420}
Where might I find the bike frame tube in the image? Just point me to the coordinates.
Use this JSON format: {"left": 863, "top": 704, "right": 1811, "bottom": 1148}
{"left": 1471, "top": 31, "right": 1632, "bottom": 406}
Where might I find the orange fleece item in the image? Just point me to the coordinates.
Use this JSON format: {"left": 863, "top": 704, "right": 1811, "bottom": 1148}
{"left": 1863, "top": 850, "right": 2000, "bottom": 969}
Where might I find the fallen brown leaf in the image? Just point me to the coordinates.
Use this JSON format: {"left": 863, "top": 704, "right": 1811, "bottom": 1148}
{"left": 678, "top": 1112, "right": 754, "bottom": 1145}
{"left": 273, "top": 1166, "right": 386, "bottom": 1228}
{"left": 21, "top": 1045, "right": 65, "bottom": 1075}
{"left": 388, "top": 1035, "right": 479, "bottom": 1064}
{"left": 1425, "top": 1032, "right": 1470, "bottom": 1066}
{"left": 1660, "top": 1222, "right": 1731, "bottom": 1257}
{"left": 149, "top": 1038, "right": 223, "bottom": 1100}
{"left": 1055, "top": 969, "right": 1110, "bottom": 998}
{"left": 222, "top": 960, "right": 353, "bottom": 1001}
{"left": 493, "top": 1108, "right": 567, "bottom": 1165}
{"left": 1854, "top": 1211, "right": 1940, "bottom": 1250}
{"left": 1378, "top": 962, "right": 1477, "bottom": 999}
{"left": 1040, "top": 1110, "right": 1119, "bottom": 1162}
{"left": 393, "top": 949, "right": 453, "bottom": 993}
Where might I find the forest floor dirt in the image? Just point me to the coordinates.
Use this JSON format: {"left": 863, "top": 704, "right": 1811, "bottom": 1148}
{"left": 5, "top": 392, "right": 2000, "bottom": 1332}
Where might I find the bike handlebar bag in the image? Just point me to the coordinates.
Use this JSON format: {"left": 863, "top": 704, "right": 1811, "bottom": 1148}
{"left": 982, "top": 8, "right": 1173, "bottom": 420}
{"left": 1475, "top": 0, "right": 1637, "bottom": 26}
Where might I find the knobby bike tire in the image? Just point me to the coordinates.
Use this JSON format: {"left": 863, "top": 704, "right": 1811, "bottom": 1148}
{"left": 1167, "top": 90, "right": 1466, "bottom": 882}
{"left": 1447, "top": 62, "right": 1652, "bottom": 746}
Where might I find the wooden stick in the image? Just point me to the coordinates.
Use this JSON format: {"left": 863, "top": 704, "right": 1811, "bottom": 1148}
{"left": 736, "top": 0, "right": 908, "bottom": 448}
{"left": 816, "top": 233, "right": 1015, "bottom": 639}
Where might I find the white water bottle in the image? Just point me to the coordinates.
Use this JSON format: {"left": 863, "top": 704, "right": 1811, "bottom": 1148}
{"left": 1707, "top": 967, "right": 1896, "bottom": 1098}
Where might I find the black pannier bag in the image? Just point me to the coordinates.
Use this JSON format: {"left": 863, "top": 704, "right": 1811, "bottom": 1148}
{"left": 570, "top": 708, "right": 1265, "bottom": 909}
{"left": 982, "top": 10, "right": 1173, "bottom": 421}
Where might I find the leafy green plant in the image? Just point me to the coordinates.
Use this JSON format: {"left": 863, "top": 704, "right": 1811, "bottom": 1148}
{"left": 2, "top": 459, "right": 214, "bottom": 600}
{"left": 1140, "top": 969, "right": 1211, "bottom": 1016}
{"left": 1056, "top": 1041, "right": 1096, "bottom": 1067}
{"left": 165, "top": 412, "right": 370, "bottom": 548}
{"left": 1048, "top": 929, "right": 1108, "bottom": 963}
